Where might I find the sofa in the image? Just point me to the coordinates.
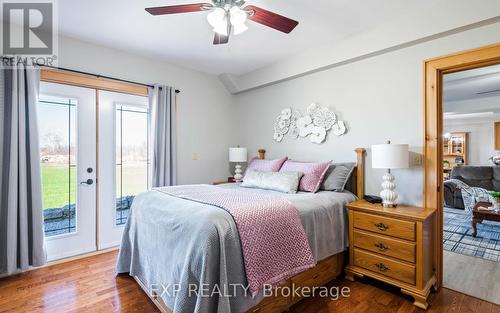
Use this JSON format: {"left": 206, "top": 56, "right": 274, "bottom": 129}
{"left": 444, "top": 166, "right": 500, "bottom": 209}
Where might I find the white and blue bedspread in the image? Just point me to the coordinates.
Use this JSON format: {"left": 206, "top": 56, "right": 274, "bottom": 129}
{"left": 116, "top": 184, "right": 355, "bottom": 313}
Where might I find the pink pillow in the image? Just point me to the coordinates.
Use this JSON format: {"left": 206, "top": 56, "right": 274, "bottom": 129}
{"left": 280, "top": 160, "right": 331, "bottom": 193}
{"left": 247, "top": 156, "right": 288, "bottom": 172}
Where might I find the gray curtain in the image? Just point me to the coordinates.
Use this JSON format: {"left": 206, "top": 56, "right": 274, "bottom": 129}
{"left": 149, "top": 85, "right": 177, "bottom": 187}
{"left": 0, "top": 61, "right": 46, "bottom": 274}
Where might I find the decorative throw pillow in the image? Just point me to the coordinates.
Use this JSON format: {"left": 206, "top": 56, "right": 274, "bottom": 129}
{"left": 246, "top": 156, "right": 288, "bottom": 172}
{"left": 321, "top": 162, "right": 356, "bottom": 192}
{"left": 280, "top": 160, "right": 331, "bottom": 193}
{"left": 241, "top": 170, "right": 304, "bottom": 194}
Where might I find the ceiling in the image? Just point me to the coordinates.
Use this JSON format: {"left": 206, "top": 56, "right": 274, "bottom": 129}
{"left": 58, "top": 0, "right": 434, "bottom": 76}
{"left": 444, "top": 64, "right": 500, "bottom": 102}
{"left": 444, "top": 64, "right": 500, "bottom": 121}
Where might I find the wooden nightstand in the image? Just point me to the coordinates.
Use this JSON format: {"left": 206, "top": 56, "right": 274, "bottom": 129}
{"left": 345, "top": 200, "right": 437, "bottom": 309}
{"left": 213, "top": 181, "right": 228, "bottom": 185}
{"left": 213, "top": 177, "right": 236, "bottom": 185}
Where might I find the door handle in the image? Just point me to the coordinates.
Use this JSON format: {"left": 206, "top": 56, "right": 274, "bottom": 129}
{"left": 80, "top": 179, "right": 94, "bottom": 185}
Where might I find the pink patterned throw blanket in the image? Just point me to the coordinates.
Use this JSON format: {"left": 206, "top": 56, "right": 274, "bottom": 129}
{"left": 156, "top": 184, "right": 315, "bottom": 295}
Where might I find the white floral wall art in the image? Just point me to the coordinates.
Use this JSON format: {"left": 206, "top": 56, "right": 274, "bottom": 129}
{"left": 273, "top": 103, "right": 347, "bottom": 144}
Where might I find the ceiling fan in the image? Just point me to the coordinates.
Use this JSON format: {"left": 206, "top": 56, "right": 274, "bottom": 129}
{"left": 145, "top": 0, "right": 299, "bottom": 45}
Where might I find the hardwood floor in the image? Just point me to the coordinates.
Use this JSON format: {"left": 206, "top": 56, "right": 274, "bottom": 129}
{"left": 0, "top": 251, "right": 498, "bottom": 313}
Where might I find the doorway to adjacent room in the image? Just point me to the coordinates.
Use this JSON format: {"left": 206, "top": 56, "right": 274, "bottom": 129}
{"left": 424, "top": 43, "right": 500, "bottom": 304}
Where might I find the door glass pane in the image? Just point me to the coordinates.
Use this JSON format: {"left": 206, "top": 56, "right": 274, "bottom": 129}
{"left": 39, "top": 96, "right": 77, "bottom": 237}
{"left": 116, "top": 104, "right": 149, "bottom": 225}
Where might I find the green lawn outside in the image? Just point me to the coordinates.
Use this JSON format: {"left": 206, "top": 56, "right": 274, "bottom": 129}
{"left": 41, "top": 164, "right": 148, "bottom": 209}
{"left": 41, "top": 165, "right": 76, "bottom": 209}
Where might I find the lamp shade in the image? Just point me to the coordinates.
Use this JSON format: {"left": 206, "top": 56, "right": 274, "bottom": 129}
{"left": 372, "top": 143, "right": 409, "bottom": 169}
{"left": 229, "top": 147, "right": 247, "bottom": 162}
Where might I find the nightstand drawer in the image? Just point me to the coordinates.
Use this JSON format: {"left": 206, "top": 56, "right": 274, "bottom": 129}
{"left": 353, "top": 249, "right": 415, "bottom": 285}
{"left": 353, "top": 211, "right": 416, "bottom": 241}
{"left": 353, "top": 230, "right": 416, "bottom": 263}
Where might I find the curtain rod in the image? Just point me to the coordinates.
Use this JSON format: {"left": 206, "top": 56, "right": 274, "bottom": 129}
{"left": 41, "top": 65, "right": 180, "bottom": 94}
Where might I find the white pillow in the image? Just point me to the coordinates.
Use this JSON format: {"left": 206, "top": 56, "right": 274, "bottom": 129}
{"left": 241, "top": 170, "right": 303, "bottom": 194}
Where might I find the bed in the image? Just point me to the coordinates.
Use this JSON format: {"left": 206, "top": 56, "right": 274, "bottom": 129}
{"left": 116, "top": 148, "right": 366, "bottom": 313}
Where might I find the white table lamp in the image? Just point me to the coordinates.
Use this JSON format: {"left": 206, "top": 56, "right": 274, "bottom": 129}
{"left": 372, "top": 141, "right": 409, "bottom": 207}
{"left": 229, "top": 147, "right": 247, "bottom": 182}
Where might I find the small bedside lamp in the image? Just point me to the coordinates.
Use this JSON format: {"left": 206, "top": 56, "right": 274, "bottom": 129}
{"left": 372, "top": 141, "right": 409, "bottom": 207}
{"left": 229, "top": 147, "right": 247, "bottom": 182}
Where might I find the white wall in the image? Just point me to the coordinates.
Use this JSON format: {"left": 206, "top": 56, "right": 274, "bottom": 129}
{"left": 57, "top": 35, "right": 236, "bottom": 184}
{"left": 221, "top": 0, "right": 500, "bottom": 93}
{"left": 444, "top": 121, "right": 496, "bottom": 166}
{"left": 444, "top": 95, "right": 500, "bottom": 166}
{"left": 233, "top": 22, "right": 500, "bottom": 206}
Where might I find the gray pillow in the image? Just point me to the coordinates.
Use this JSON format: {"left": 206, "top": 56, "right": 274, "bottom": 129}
{"left": 241, "top": 170, "right": 304, "bottom": 194}
{"left": 321, "top": 162, "right": 356, "bottom": 191}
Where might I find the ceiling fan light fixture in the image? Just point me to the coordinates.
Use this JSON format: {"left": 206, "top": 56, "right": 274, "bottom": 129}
{"left": 213, "top": 20, "right": 229, "bottom": 36}
{"left": 229, "top": 5, "right": 248, "bottom": 27}
{"left": 207, "top": 7, "right": 226, "bottom": 28}
{"left": 232, "top": 22, "right": 248, "bottom": 35}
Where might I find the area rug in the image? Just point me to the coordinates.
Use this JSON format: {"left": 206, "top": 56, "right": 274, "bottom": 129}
{"left": 444, "top": 206, "right": 500, "bottom": 263}
{"left": 444, "top": 251, "right": 500, "bottom": 305}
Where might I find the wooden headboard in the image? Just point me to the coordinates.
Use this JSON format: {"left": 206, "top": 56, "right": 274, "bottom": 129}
{"left": 256, "top": 148, "right": 366, "bottom": 198}
{"left": 351, "top": 148, "right": 366, "bottom": 199}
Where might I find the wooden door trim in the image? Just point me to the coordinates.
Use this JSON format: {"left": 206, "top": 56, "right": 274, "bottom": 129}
{"left": 41, "top": 68, "right": 149, "bottom": 97}
{"left": 423, "top": 42, "right": 500, "bottom": 289}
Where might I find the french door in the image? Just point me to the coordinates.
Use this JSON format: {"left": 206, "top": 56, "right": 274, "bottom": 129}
{"left": 39, "top": 82, "right": 97, "bottom": 261}
{"left": 39, "top": 83, "right": 149, "bottom": 260}
{"left": 98, "top": 91, "right": 149, "bottom": 249}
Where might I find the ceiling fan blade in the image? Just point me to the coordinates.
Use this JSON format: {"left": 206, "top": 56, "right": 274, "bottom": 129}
{"left": 244, "top": 5, "right": 298, "bottom": 33}
{"left": 213, "top": 33, "right": 229, "bottom": 45}
{"left": 145, "top": 3, "right": 210, "bottom": 15}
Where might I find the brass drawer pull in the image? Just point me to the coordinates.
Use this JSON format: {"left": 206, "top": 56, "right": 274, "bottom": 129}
{"left": 374, "top": 222, "right": 389, "bottom": 231}
{"left": 374, "top": 263, "right": 390, "bottom": 272}
{"left": 374, "top": 242, "right": 389, "bottom": 251}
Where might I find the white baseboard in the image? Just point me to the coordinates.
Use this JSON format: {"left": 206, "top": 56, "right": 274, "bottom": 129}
{"left": 47, "top": 246, "right": 97, "bottom": 262}
{"left": 98, "top": 241, "right": 121, "bottom": 250}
